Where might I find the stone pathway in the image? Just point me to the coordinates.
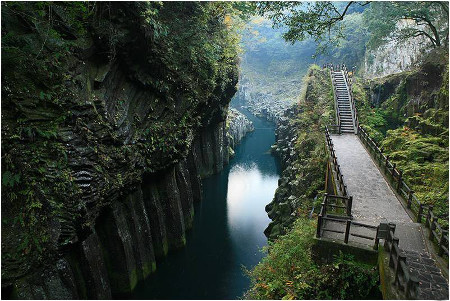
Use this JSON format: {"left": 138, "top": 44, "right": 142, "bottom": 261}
{"left": 327, "top": 133, "right": 448, "bottom": 299}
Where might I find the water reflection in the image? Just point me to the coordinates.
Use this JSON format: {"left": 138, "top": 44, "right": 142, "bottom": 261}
{"left": 226, "top": 162, "right": 277, "bottom": 283}
{"left": 130, "top": 109, "right": 280, "bottom": 299}
{"left": 227, "top": 163, "right": 275, "bottom": 236}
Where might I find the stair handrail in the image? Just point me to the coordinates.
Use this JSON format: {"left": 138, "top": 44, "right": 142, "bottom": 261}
{"left": 328, "top": 67, "right": 341, "bottom": 133}
{"left": 341, "top": 68, "right": 358, "bottom": 134}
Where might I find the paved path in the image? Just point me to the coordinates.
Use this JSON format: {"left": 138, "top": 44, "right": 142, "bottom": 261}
{"left": 327, "top": 133, "right": 448, "bottom": 299}
{"left": 330, "top": 134, "right": 427, "bottom": 251}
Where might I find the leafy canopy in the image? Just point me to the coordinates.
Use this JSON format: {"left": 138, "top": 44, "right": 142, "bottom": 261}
{"left": 257, "top": 1, "right": 448, "bottom": 52}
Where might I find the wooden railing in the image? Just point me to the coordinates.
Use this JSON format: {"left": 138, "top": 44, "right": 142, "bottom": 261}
{"left": 358, "top": 125, "right": 449, "bottom": 257}
{"left": 325, "top": 126, "right": 347, "bottom": 196}
{"left": 316, "top": 194, "right": 379, "bottom": 250}
{"left": 320, "top": 193, "right": 353, "bottom": 217}
{"left": 384, "top": 223, "right": 419, "bottom": 299}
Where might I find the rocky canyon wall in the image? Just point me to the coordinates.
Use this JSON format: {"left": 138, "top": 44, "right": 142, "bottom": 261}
{"left": 1, "top": 2, "right": 246, "bottom": 298}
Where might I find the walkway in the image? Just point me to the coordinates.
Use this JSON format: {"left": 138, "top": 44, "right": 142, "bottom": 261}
{"left": 328, "top": 133, "right": 448, "bottom": 299}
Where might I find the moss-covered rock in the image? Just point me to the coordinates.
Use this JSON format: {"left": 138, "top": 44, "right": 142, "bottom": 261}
{"left": 1, "top": 2, "right": 240, "bottom": 296}
{"left": 264, "top": 65, "right": 334, "bottom": 238}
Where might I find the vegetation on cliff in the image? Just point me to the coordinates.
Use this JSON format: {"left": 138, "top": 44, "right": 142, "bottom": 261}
{"left": 245, "top": 218, "right": 379, "bottom": 299}
{"left": 265, "top": 65, "right": 334, "bottom": 239}
{"left": 2, "top": 1, "right": 241, "bottom": 283}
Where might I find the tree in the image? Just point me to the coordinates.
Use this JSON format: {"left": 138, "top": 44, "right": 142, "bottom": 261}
{"left": 257, "top": 1, "right": 448, "bottom": 51}
{"left": 256, "top": 1, "right": 369, "bottom": 50}
{"left": 365, "top": 2, "right": 449, "bottom": 48}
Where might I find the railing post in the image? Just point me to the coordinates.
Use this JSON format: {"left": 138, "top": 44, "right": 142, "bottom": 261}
{"left": 429, "top": 215, "right": 436, "bottom": 240}
{"left": 344, "top": 220, "right": 351, "bottom": 243}
{"left": 385, "top": 155, "right": 390, "bottom": 173}
{"left": 346, "top": 196, "right": 353, "bottom": 216}
{"left": 389, "top": 237, "right": 399, "bottom": 268}
{"left": 417, "top": 204, "right": 423, "bottom": 223}
{"left": 391, "top": 163, "right": 396, "bottom": 178}
{"left": 407, "top": 190, "right": 414, "bottom": 209}
{"left": 426, "top": 205, "right": 433, "bottom": 228}
{"left": 439, "top": 230, "right": 448, "bottom": 256}
{"left": 394, "top": 253, "right": 406, "bottom": 287}
{"left": 385, "top": 223, "right": 396, "bottom": 251}
{"left": 374, "top": 226, "right": 380, "bottom": 250}
{"left": 317, "top": 214, "right": 323, "bottom": 238}
{"left": 397, "top": 170, "right": 403, "bottom": 192}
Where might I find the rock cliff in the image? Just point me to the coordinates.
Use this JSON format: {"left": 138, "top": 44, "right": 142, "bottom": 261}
{"left": 226, "top": 108, "right": 254, "bottom": 158}
{"left": 264, "top": 66, "right": 333, "bottom": 239}
{"left": 362, "top": 20, "right": 430, "bottom": 79}
{"left": 1, "top": 2, "right": 240, "bottom": 298}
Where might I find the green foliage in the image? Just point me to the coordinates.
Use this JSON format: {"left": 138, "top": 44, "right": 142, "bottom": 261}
{"left": 256, "top": 2, "right": 365, "bottom": 50}
{"left": 2, "top": 171, "right": 21, "bottom": 188}
{"left": 265, "top": 66, "right": 334, "bottom": 239}
{"left": 364, "top": 2, "right": 449, "bottom": 48}
{"left": 1, "top": 1, "right": 242, "bottom": 280}
{"left": 382, "top": 126, "right": 449, "bottom": 218}
{"left": 245, "top": 218, "right": 380, "bottom": 299}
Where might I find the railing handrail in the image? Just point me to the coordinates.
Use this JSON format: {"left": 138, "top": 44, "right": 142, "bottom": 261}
{"left": 329, "top": 70, "right": 341, "bottom": 132}
{"left": 341, "top": 69, "right": 358, "bottom": 133}
{"left": 325, "top": 126, "right": 348, "bottom": 196}
{"left": 357, "top": 124, "right": 449, "bottom": 257}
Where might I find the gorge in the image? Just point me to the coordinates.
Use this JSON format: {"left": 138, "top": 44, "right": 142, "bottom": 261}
{"left": 2, "top": 1, "right": 449, "bottom": 300}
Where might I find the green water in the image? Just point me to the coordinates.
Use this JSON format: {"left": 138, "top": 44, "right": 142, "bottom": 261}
{"left": 130, "top": 109, "right": 281, "bottom": 299}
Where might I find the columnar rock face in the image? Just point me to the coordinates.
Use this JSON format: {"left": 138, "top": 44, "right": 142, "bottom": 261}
{"left": 9, "top": 122, "right": 236, "bottom": 299}
{"left": 1, "top": 2, "right": 242, "bottom": 299}
{"left": 226, "top": 108, "right": 254, "bottom": 154}
{"left": 264, "top": 107, "right": 301, "bottom": 239}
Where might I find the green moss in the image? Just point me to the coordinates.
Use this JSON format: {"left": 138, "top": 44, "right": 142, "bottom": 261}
{"left": 129, "top": 268, "right": 138, "bottom": 292}
{"left": 141, "top": 261, "right": 155, "bottom": 279}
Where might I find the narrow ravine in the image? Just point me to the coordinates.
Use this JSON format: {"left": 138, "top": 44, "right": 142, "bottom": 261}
{"left": 127, "top": 109, "right": 281, "bottom": 299}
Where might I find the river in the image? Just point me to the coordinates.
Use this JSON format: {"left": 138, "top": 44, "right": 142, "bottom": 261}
{"left": 129, "top": 108, "right": 281, "bottom": 299}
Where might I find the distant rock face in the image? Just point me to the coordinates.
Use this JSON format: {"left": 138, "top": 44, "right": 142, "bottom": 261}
{"left": 234, "top": 78, "right": 295, "bottom": 124}
{"left": 363, "top": 20, "right": 430, "bottom": 79}
{"left": 226, "top": 108, "right": 254, "bottom": 153}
